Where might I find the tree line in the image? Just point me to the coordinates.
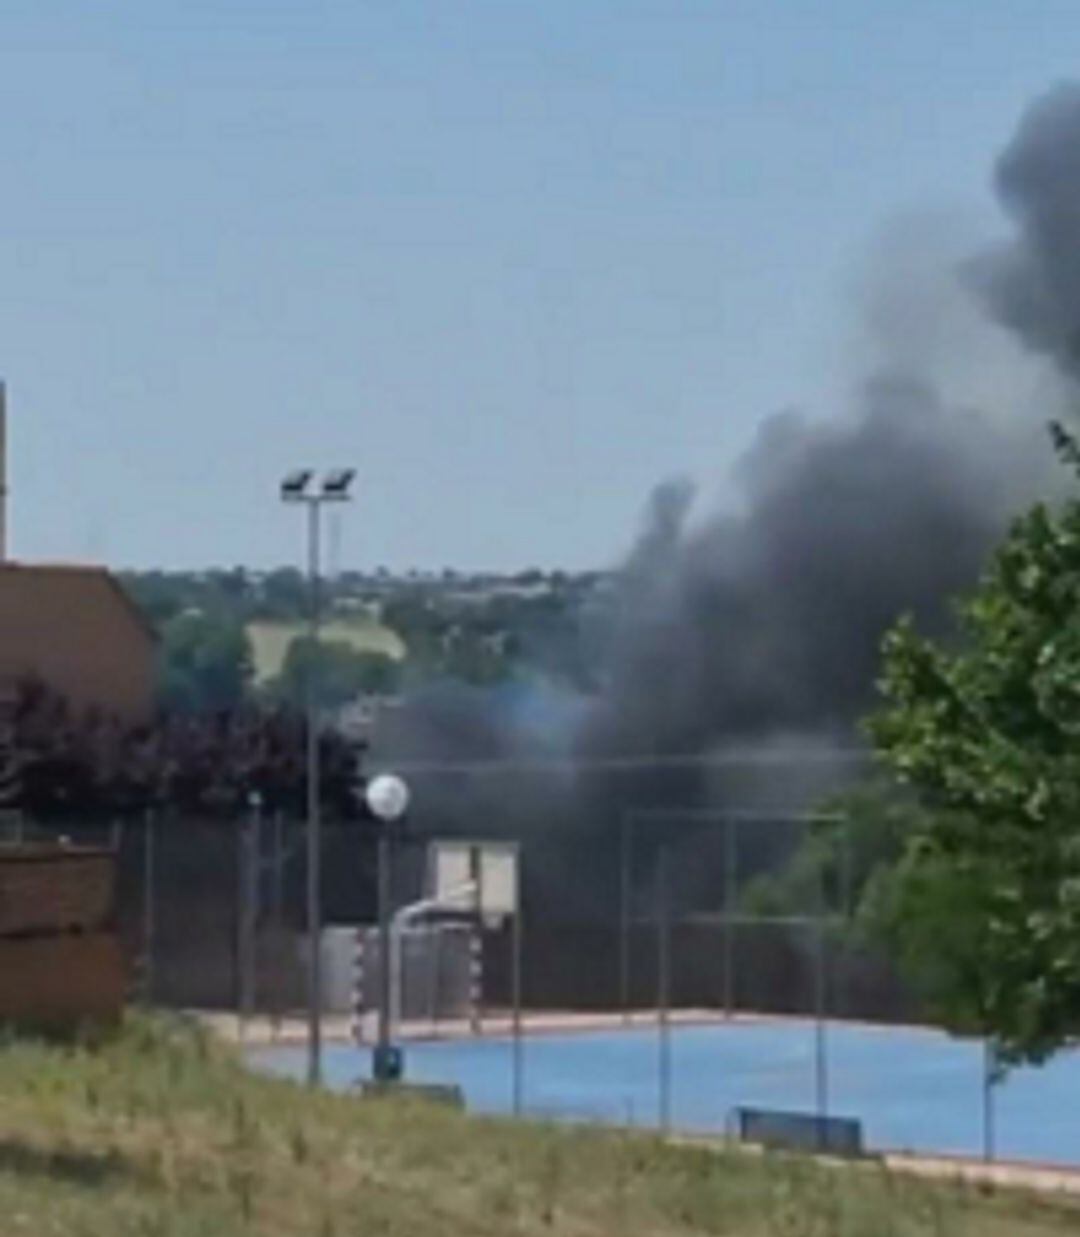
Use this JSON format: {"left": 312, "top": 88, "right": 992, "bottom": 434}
{"left": 0, "top": 676, "right": 364, "bottom": 821}
{"left": 120, "top": 568, "right": 612, "bottom": 715}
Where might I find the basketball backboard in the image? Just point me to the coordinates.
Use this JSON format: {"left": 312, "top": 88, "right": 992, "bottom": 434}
{"left": 427, "top": 839, "right": 519, "bottom": 924}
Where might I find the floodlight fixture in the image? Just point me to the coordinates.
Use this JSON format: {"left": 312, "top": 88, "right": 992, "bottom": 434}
{"left": 281, "top": 469, "right": 314, "bottom": 501}
{"left": 322, "top": 468, "right": 356, "bottom": 498}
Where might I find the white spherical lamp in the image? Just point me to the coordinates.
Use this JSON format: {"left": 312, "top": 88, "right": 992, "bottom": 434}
{"left": 364, "top": 773, "right": 410, "bottom": 823}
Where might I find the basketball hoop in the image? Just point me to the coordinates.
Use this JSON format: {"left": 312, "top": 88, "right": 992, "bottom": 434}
{"left": 426, "top": 839, "right": 519, "bottom": 924}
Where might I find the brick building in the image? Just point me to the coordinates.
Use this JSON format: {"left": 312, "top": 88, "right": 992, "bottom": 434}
{"left": 0, "top": 562, "right": 155, "bottom": 723}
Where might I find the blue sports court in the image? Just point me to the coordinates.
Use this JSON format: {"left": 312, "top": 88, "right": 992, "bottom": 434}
{"left": 250, "top": 1017, "right": 1080, "bottom": 1166}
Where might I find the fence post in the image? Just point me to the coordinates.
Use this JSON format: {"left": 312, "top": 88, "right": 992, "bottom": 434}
{"left": 723, "top": 816, "right": 737, "bottom": 1018}
{"left": 141, "top": 808, "right": 157, "bottom": 1005}
{"left": 813, "top": 911, "right": 829, "bottom": 1149}
{"left": 619, "top": 814, "right": 633, "bottom": 1023}
{"left": 427, "top": 923, "right": 441, "bottom": 1038}
{"left": 351, "top": 926, "right": 367, "bottom": 1045}
{"left": 512, "top": 902, "right": 524, "bottom": 1117}
{"left": 657, "top": 842, "right": 672, "bottom": 1133}
{"left": 837, "top": 817, "right": 854, "bottom": 1020}
{"left": 270, "top": 811, "right": 285, "bottom": 1037}
{"left": 983, "top": 1039, "right": 997, "bottom": 1162}
{"left": 237, "top": 794, "right": 262, "bottom": 1035}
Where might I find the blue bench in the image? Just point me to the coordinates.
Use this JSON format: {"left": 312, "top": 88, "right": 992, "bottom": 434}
{"left": 731, "top": 1107, "right": 864, "bottom": 1156}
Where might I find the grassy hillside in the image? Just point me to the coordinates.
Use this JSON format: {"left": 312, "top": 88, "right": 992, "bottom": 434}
{"left": 247, "top": 618, "right": 406, "bottom": 683}
{"left": 1, "top": 1018, "right": 1079, "bottom": 1236}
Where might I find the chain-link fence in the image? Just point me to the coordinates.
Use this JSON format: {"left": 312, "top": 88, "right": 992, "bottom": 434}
{"left": 0, "top": 761, "right": 1047, "bottom": 1167}
{"left": 2, "top": 808, "right": 362, "bottom": 1019}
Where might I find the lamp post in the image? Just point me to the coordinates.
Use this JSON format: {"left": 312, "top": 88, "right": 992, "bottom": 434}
{"left": 281, "top": 467, "right": 355, "bottom": 1087}
{"left": 364, "top": 772, "right": 410, "bottom": 1084}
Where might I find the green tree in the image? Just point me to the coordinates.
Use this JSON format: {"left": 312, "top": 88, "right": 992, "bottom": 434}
{"left": 753, "top": 782, "right": 1006, "bottom": 1042}
{"left": 159, "top": 611, "right": 254, "bottom": 713}
{"left": 857, "top": 842, "right": 1006, "bottom": 1042}
{"left": 258, "top": 568, "right": 308, "bottom": 620}
{"left": 867, "top": 425, "right": 1080, "bottom": 1064}
{"left": 270, "top": 638, "right": 401, "bottom": 711}
{"left": 381, "top": 590, "right": 519, "bottom": 686}
{"left": 735, "top": 781, "right": 916, "bottom": 928}
{"left": 381, "top": 591, "right": 445, "bottom": 666}
{"left": 120, "top": 571, "right": 195, "bottom": 626}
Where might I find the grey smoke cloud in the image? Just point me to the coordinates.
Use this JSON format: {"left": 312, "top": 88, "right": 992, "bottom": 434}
{"left": 579, "top": 83, "right": 1080, "bottom": 767}
{"left": 971, "top": 82, "right": 1080, "bottom": 376}
{"left": 375, "top": 85, "right": 1073, "bottom": 900}
{"left": 580, "top": 372, "right": 1031, "bottom": 767}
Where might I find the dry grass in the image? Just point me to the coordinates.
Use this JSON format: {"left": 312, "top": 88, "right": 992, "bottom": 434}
{"left": 0, "top": 1014, "right": 1077, "bottom": 1236}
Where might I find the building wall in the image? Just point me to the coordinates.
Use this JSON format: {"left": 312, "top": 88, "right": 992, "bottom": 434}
{"left": 0, "top": 563, "right": 155, "bottom": 722}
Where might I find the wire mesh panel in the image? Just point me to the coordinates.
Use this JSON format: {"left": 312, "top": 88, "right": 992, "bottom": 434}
{"left": 352, "top": 922, "right": 473, "bottom": 1035}
{"left": 7, "top": 743, "right": 1036, "bottom": 1166}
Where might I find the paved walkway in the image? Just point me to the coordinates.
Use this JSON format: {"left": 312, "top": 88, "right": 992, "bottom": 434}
{"left": 199, "top": 1007, "right": 789, "bottom": 1046}
{"left": 881, "top": 1150, "right": 1080, "bottom": 1198}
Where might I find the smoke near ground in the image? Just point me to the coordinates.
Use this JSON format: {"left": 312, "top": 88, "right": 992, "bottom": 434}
{"left": 370, "top": 84, "right": 1078, "bottom": 905}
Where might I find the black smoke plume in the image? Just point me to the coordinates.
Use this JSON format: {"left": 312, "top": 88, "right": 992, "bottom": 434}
{"left": 580, "top": 375, "right": 1025, "bottom": 761}
{"left": 371, "top": 86, "right": 1076, "bottom": 918}
{"left": 972, "top": 82, "right": 1080, "bottom": 377}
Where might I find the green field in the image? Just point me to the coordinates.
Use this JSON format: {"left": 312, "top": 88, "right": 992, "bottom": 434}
{"left": 0, "top": 1016, "right": 1078, "bottom": 1236}
{"left": 247, "top": 618, "right": 406, "bottom": 683}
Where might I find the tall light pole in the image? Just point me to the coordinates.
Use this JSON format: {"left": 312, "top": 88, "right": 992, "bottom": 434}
{"left": 364, "top": 772, "right": 410, "bottom": 1084}
{"left": 281, "top": 467, "right": 355, "bottom": 1087}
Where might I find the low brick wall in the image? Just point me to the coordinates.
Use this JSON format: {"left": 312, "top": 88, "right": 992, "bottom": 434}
{"left": 0, "top": 844, "right": 126, "bottom": 1031}
{"left": 0, "top": 933, "right": 126, "bottom": 1030}
{"left": 0, "top": 846, "right": 115, "bottom": 937}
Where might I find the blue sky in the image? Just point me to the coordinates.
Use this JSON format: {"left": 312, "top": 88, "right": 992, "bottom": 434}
{"left": 3, "top": 2, "right": 1077, "bottom": 571}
